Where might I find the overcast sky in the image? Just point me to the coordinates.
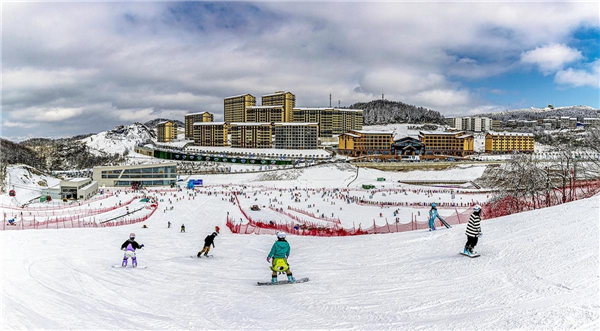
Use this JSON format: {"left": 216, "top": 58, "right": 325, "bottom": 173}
{"left": 2, "top": 1, "right": 599, "bottom": 140}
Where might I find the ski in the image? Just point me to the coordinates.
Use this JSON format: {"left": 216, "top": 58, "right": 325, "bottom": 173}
{"left": 190, "top": 255, "right": 213, "bottom": 258}
{"left": 460, "top": 252, "right": 480, "bottom": 258}
{"left": 112, "top": 265, "right": 147, "bottom": 269}
{"left": 257, "top": 277, "right": 309, "bottom": 286}
{"left": 440, "top": 219, "right": 452, "bottom": 228}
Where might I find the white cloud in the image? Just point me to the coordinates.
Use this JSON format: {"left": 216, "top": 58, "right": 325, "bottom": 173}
{"left": 554, "top": 60, "right": 600, "bottom": 88}
{"left": 117, "top": 108, "right": 155, "bottom": 122}
{"left": 521, "top": 43, "right": 583, "bottom": 74}
{"left": 409, "top": 89, "right": 473, "bottom": 108}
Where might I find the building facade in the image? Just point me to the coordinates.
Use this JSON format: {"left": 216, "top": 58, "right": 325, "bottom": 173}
{"left": 229, "top": 123, "right": 273, "bottom": 148}
{"left": 93, "top": 163, "right": 177, "bottom": 187}
{"left": 246, "top": 106, "right": 285, "bottom": 122}
{"left": 60, "top": 178, "right": 98, "bottom": 200}
{"left": 184, "top": 112, "right": 213, "bottom": 139}
{"left": 447, "top": 117, "right": 492, "bottom": 132}
{"left": 338, "top": 130, "right": 393, "bottom": 157}
{"left": 418, "top": 131, "right": 474, "bottom": 158}
{"left": 261, "top": 91, "right": 296, "bottom": 122}
{"left": 391, "top": 137, "right": 425, "bottom": 156}
{"left": 484, "top": 131, "right": 535, "bottom": 154}
{"left": 157, "top": 121, "right": 177, "bottom": 142}
{"left": 292, "top": 108, "right": 363, "bottom": 137}
{"left": 193, "top": 122, "right": 229, "bottom": 146}
{"left": 273, "top": 123, "right": 318, "bottom": 150}
{"left": 224, "top": 94, "right": 256, "bottom": 123}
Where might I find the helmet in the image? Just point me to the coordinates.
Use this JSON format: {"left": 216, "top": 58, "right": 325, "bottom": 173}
{"left": 277, "top": 232, "right": 286, "bottom": 239}
{"left": 473, "top": 205, "right": 482, "bottom": 212}
{"left": 129, "top": 232, "right": 136, "bottom": 239}
{"left": 431, "top": 203, "right": 436, "bottom": 208}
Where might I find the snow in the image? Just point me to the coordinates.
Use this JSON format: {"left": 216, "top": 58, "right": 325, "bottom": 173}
{"left": 80, "top": 123, "right": 154, "bottom": 156}
{"left": 1, "top": 165, "right": 61, "bottom": 206}
{"left": 1, "top": 163, "right": 598, "bottom": 330}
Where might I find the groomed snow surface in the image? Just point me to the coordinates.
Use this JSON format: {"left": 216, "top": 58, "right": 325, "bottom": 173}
{"left": 1, "top": 188, "right": 598, "bottom": 329}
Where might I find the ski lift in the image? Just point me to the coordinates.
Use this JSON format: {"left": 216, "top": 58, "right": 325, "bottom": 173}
{"left": 9, "top": 189, "right": 16, "bottom": 197}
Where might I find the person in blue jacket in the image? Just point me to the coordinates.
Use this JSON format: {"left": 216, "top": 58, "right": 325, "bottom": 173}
{"left": 267, "top": 232, "right": 295, "bottom": 284}
{"left": 428, "top": 203, "right": 447, "bottom": 231}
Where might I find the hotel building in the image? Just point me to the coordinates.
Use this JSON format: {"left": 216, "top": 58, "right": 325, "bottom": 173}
{"left": 193, "top": 122, "right": 229, "bottom": 147}
{"left": 184, "top": 112, "right": 213, "bottom": 139}
{"left": 273, "top": 123, "right": 318, "bottom": 150}
{"left": 229, "top": 123, "right": 274, "bottom": 148}
{"left": 224, "top": 94, "right": 256, "bottom": 123}
{"left": 418, "top": 131, "right": 474, "bottom": 158}
{"left": 157, "top": 120, "right": 177, "bottom": 142}
{"left": 292, "top": 108, "right": 363, "bottom": 137}
{"left": 484, "top": 131, "right": 535, "bottom": 154}
{"left": 338, "top": 130, "right": 393, "bottom": 157}
{"left": 261, "top": 91, "right": 296, "bottom": 122}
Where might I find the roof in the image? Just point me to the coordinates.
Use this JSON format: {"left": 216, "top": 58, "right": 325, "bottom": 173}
{"left": 246, "top": 106, "right": 283, "bottom": 109}
{"left": 351, "top": 130, "right": 393, "bottom": 135}
{"left": 457, "top": 134, "right": 473, "bottom": 139}
{"left": 229, "top": 122, "right": 272, "bottom": 126}
{"left": 273, "top": 122, "right": 318, "bottom": 126}
{"left": 157, "top": 121, "right": 172, "bottom": 125}
{"left": 185, "top": 112, "right": 211, "bottom": 116}
{"left": 80, "top": 181, "right": 98, "bottom": 191}
{"left": 340, "top": 133, "right": 360, "bottom": 138}
{"left": 193, "top": 122, "right": 226, "bottom": 126}
{"left": 419, "top": 131, "right": 465, "bottom": 136}
{"left": 486, "top": 131, "right": 534, "bottom": 137}
{"left": 262, "top": 91, "right": 292, "bottom": 97}
{"left": 66, "top": 178, "right": 90, "bottom": 183}
{"left": 224, "top": 94, "right": 253, "bottom": 99}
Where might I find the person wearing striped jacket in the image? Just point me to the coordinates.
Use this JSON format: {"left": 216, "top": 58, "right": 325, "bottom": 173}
{"left": 464, "top": 205, "right": 482, "bottom": 255}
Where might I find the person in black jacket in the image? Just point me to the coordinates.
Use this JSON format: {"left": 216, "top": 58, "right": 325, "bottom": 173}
{"left": 197, "top": 232, "right": 218, "bottom": 257}
{"left": 121, "top": 233, "right": 144, "bottom": 267}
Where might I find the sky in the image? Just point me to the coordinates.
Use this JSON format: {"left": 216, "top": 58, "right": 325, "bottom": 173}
{"left": 2, "top": 1, "right": 599, "bottom": 140}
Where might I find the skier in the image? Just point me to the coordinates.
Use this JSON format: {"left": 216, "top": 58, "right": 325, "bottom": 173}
{"left": 463, "top": 205, "right": 482, "bottom": 256}
{"left": 428, "top": 203, "right": 449, "bottom": 230}
{"left": 197, "top": 231, "right": 218, "bottom": 257}
{"left": 120, "top": 233, "right": 144, "bottom": 267}
{"left": 267, "top": 232, "right": 295, "bottom": 284}
{"left": 168, "top": 221, "right": 171, "bottom": 228}
{"left": 181, "top": 224, "right": 185, "bottom": 233}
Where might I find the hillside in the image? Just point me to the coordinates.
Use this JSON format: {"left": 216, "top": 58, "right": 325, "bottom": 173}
{"left": 80, "top": 123, "right": 156, "bottom": 157}
{"left": 347, "top": 99, "right": 446, "bottom": 125}
{"left": 483, "top": 105, "right": 599, "bottom": 121}
{"left": 1, "top": 178, "right": 597, "bottom": 329}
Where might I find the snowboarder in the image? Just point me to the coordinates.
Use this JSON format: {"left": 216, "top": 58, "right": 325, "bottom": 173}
{"left": 168, "top": 221, "right": 171, "bottom": 228}
{"left": 197, "top": 231, "right": 218, "bottom": 257}
{"left": 181, "top": 224, "right": 186, "bottom": 233}
{"left": 463, "top": 205, "right": 482, "bottom": 256}
{"left": 267, "top": 232, "right": 295, "bottom": 284}
{"left": 120, "top": 233, "right": 144, "bottom": 267}
{"left": 428, "top": 203, "right": 450, "bottom": 230}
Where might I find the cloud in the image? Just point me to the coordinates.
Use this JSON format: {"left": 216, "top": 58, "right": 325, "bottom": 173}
{"left": 554, "top": 60, "right": 600, "bottom": 88}
{"left": 521, "top": 43, "right": 583, "bottom": 74}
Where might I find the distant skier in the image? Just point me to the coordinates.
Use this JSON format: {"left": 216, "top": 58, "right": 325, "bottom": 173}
{"left": 168, "top": 221, "right": 171, "bottom": 228}
{"left": 428, "top": 203, "right": 450, "bottom": 230}
{"left": 120, "top": 233, "right": 144, "bottom": 267}
{"left": 463, "top": 205, "right": 482, "bottom": 256}
{"left": 197, "top": 231, "right": 218, "bottom": 257}
{"left": 267, "top": 232, "right": 295, "bottom": 284}
{"left": 181, "top": 224, "right": 185, "bottom": 233}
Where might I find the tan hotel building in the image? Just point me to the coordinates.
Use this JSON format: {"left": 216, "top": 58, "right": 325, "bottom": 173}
{"left": 246, "top": 106, "right": 285, "bottom": 123}
{"left": 184, "top": 112, "right": 213, "bottom": 139}
{"left": 338, "top": 130, "right": 393, "bottom": 157}
{"left": 485, "top": 131, "right": 535, "bottom": 154}
{"left": 274, "top": 123, "right": 318, "bottom": 150}
{"left": 157, "top": 120, "right": 177, "bottom": 142}
{"left": 193, "top": 122, "right": 229, "bottom": 147}
{"left": 418, "top": 131, "right": 474, "bottom": 158}
{"left": 224, "top": 94, "right": 256, "bottom": 122}
{"left": 229, "top": 122, "right": 273, "bottom": 148}
{"left": 262, "top": 91, "right": 296, "bottom": 122}
{"left": 292, "top": 108, "right": 363, "bottom": 137}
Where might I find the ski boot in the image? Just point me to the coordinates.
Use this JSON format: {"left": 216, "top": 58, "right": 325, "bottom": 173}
{"left": 271, "top": 277, "right": 278, "bottom": 284}
{"left": 287, "top": 275, "right": 296, "bottom": 283}
{"left": 122, "top": 257, "right": 128, "bottom": 267}
{"left": 204, "top": 253, "right": 209, "bottom": 257}
{"left": 132, "top": 257, "right": 138, "bottom": 268}
{"left": 197, "top": 252, "right": 202, "bottom": 258}
{"left": 463, "top": 247, "right": 470, "bottom": 255}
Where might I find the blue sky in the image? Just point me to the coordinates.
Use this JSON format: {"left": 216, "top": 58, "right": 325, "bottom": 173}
{"left": 2, "top": 1, "right": 599, "bottom": 139}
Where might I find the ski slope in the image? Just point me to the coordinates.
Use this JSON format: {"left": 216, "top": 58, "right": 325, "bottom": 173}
{"left": 1, "top": 190, "right": 598, "bottom": 329}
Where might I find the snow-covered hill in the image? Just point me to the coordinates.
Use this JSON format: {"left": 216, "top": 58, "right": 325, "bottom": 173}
{"left": 484, "top": 105, "right": 599, "bottom": 121}
{"left": 80, "top": 123, "right": 155, "bottom": 157}
{"left": 1, "top": 164, "right": 60, "bottom": 205}
{"left": 1, "top": 185, "right": 597, "bottom": 329}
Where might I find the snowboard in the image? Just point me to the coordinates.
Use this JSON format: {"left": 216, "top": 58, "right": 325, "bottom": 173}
{"left": 257, "top": 277, "right": 309, "bottom": 286}
{"left": 191, "top": 255, "right": 213, "bottom": 258}
{"left": 112, "top": 264, "right": 147, "bottom": 269}
{"left": 440, "top": 219, "right": 452, "bottom": 228}
{"left": 460, "top": 252, "right": 480, "bottom": 258}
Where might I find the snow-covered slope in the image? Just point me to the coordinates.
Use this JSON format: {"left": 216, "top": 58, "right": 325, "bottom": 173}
{"left": 1, "top": 164, "right": 60, "bottom": 205}
{"left": 1, "top": 190, "right": 597, "bottom": 329}
{"left": 80, "top": 123, "right": 155, "bottom": 157}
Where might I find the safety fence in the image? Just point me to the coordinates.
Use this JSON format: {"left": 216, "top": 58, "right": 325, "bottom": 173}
{"left": 283, "top": 206, "right": 342, "bottom": 225}
{"left": 0, "top": 192, "right": 116, "bottom": 211}
{"left": 5, "top": 196, "right": 140, "bottom": 219}
{"left": 483, "top": 180, "right": 600, "bottom": 218}
{"left": 353, "top": 199, "right": 481, "bottom": 209}
{"left": 1, "top": 200, "right": 158, "bottom": 231}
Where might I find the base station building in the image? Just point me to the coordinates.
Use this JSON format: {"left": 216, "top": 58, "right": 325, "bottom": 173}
{"left": 93, "top": 163, "right": 177, "bottom": 187}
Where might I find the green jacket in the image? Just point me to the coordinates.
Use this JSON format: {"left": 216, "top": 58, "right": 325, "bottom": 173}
{"left": 268, "top": 240, "right": 290, "bottom": 259}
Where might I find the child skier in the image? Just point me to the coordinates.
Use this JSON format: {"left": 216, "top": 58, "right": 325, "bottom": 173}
{"left": 181, "top": 224, "right": 185, "bottom": 233}
{"left": 197, "top": 231, "right": 218, "bottom": 257}
{"left": 267, "top": 232, "right": 295, "bottom": 284}
{"left": 120, "top": 233, "right": 144, "bottom": 267}
{"left": 463, "top": 205, "right": 482, "bottom": 256}
{"left": 428, "top": 203, "right": 449, "bottom": 230}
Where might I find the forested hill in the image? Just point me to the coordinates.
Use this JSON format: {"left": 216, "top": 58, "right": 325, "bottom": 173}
{"left": 347, "top": 100, "right": 446, "bottom": 125}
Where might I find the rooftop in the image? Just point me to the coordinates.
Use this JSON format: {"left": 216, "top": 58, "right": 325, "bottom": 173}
{"left": 262, "top": 92, "right": 292, "bottom": 97}
{"left": 351, "top": 130, "right": 393, "bottom": 135}
{"left": 229, "top": 122, "right": 272, "bottom": 126}
{"left": 193, "top": 122, "right": 226, "bottom": 126}
{"left": 419, "top": 131, "right": 466, "bottom": 136}
{"left": 273, "top": 122, "right": 319, "bottom": 126}
{"left": 486, "top": 131, "right": 534, "bottom": 137}
{"left": 185, "top": 112, "right": 211, "bottom": 116}
{"left": 246, "top": 106, "right": 283, "bottom": 109}
{"left": 224, "top": 94, "right": 253, "bottom": 99}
